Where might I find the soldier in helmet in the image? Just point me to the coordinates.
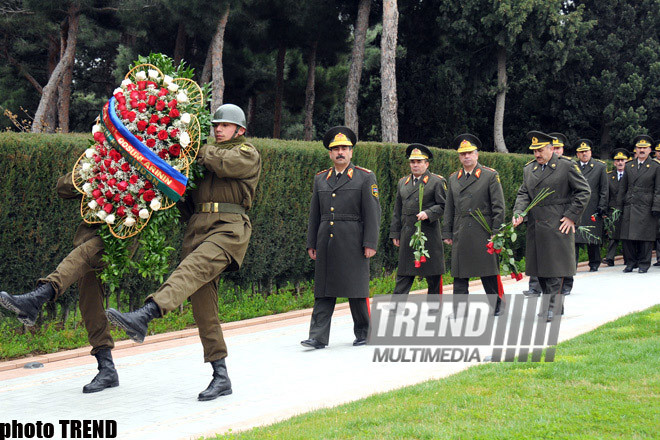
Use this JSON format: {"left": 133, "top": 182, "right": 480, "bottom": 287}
{"left": 106, "top": 104, "right": 262, "bottom": 401}
{"left": 301, "top": 126, "right": 381, "bottom": 349}
{"left": 616, "top": 134, "right": 660, "bottom": 273}
{"left": 389, "top": 144, "right": 447, "bottom": 296}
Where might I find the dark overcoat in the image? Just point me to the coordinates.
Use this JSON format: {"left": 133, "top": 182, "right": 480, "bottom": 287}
{"left": 513, "top": 154, "right": 591, "bottom": 277}
{"left": 606, "top": 169, "right": 624, "bottom": 240}
{"left": 616, "top": 157, "right": 660, "bottom": 242}
{"left": 389, "top": 171, "right": 446, "bottom": 277}
{"left": 307, "top": 162, "right": 381, "bottom": 298}
{"left": 442, "top": 163, "right": 506, "bottom": 278}
{"left": 575, "top": 159, "right": 608, "bottom": 244}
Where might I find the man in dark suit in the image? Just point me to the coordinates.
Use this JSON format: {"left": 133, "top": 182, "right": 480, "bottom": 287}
{"left": 301, "top": 126, "right": 381, "bottom": 349}
{"left": 603, "top": 149, "right": 629, "bottom": 266}
{"left": 390, "top": 144, "right": 447, "bottom": 295}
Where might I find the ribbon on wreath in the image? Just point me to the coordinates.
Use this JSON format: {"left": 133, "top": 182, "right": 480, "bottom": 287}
{"left": 101, "top": 97, "right": 187, "bottom": 202}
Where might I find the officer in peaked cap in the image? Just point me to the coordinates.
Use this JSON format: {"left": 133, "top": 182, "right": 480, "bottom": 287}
{"left": 655, "top": 142, "right": 660, "bottom": 266}
{"left": 302, "top": 126, "right": 381, "bottom": 349}
{"left": 603, "top": 148, "right": 630, "bottom": 266}
{"left": 390, "top": 143, "right": 446, "bottom": 298}
{"left": 442, "top": 134, "right": 506, "bottom": 316}
{"left": 549, "top": 132, "right": 572, "bottom": 159}
{"left": 616, "top": 134, "right": 660, "bottom": 273}
{"left": 573, "top": 139, "right": 608, "bottom": 273}
{"left": 513, "top": 131, "right": 590, "bottom": 321}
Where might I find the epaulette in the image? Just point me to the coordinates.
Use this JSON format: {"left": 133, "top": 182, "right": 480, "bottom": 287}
{"left": 524, "top": 159, "right": 536, "bottom": 166}
{"left": 606, "top": 169, "right": 614, "bottom": 174}
{"left": 481, "top": 165, "right": 496, "bottom": 172}
{"left": 559, "top": 155, "right": 573, "bottom": 161}
{"left": 595, "top": 159, "right": 606, "bottom": 165}
{"left": 354, "top": 165, "right": 372, "bottom": 173}
{"left": 450, "top": 170, "right": 460, "bottom": 176}
{"left": 432, "top": 172, "right": 444, "bottom": 179}
{"left": 654, "top": 158, "right": 660, "bottom": 165}
{"left": 316, "top": 168, "right": 331, "bottom": 176}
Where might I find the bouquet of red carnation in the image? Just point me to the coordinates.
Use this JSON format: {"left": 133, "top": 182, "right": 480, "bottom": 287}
{"left": 472, "top": 187, "right": 555, "bottom": 280}
{"left": 409, "top": 183, "right": 430, "bottom": 268}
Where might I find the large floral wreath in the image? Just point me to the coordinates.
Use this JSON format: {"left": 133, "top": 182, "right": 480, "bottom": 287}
{"left": 73, "top": 54, "right": 211, "bottom": 292}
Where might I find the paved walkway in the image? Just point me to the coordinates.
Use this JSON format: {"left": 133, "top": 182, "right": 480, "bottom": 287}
{"left": 1, "top": 260, "right": 659, "bottom": 439}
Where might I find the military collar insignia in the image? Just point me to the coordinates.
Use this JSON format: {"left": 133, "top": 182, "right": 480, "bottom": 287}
{"left": 423, "top": 175, "right": 429, "bottom": 184}
{"left": 457, "top": 169, "right": 463, "bottom": 179}
{"left": 326, "top": 169, "right": 333, "bottom": 180}
{"left": 347, "top": 168, "right": 354, "bottom": 179}
{"left": 474, "top": 168, "right": 482, "bottom": 179}
{"left": 405, "top": 175, "right": 411, "bottom": 185}
{"left": 533, "top": 165, "right": 538, "bottom": 171}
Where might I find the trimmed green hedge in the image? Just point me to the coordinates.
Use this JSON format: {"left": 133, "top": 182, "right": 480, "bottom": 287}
{"left": 0, "top": 133, "right": 531, "bottom": 310}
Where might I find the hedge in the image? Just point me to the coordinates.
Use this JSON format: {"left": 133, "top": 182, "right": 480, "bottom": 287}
{"left": 0, "top": 132, "right": 532, "bottom": 315}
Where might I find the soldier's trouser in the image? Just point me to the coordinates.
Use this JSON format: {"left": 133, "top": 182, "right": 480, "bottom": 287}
{"left": 622, "top": 240, "right": 653, "bottom": 271}
{"left": 537, "top": 277, "right": 563, "bottom": 310}
{"left": 40, "top": 236, "right": 113, "bottom": 355}
{"left": 149, "top": 241, "right": 230, "bottom": 362}
{"left": 308, "top": 297, "right": 370, "bottom": 345}
{"left": 452, "top": 276, "right": 500, "bottom": 317}
{"left": 655, "top": 238, "right": 660, "bottom": 262}
{"left": 526, "top": 276, "right": 541, "bottom": 293}
{"left": 575, "top": 243, "right": 601, "bottom": 270}
{"left": 605, "top": 239, "right": 622, "bottom": 263}
{"left": 393, "top": 275, "right": 442, "bottom": 295}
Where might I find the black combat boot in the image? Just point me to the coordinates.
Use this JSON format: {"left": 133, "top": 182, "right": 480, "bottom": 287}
{"left": 82, "top": 348, "right": 119, "bottom": 393}
{"left": 198, "top": 358, "right": 233, "bottom": 401}
{"left": 0, "top": 283, "right": 55, "bottom": 326}
{"left": 106, "top": 300, "right": 161, "bottom": 343}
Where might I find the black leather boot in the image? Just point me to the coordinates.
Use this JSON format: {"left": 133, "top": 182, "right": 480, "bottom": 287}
{"left": 106, "top": 300, "right": 161, "bottom": 343}
{"left": 0, "top": 283, "right": 55, "bottom": 326}
{"left": 198, "top": 358, "right": 233, "bottom": 401}
{"left": 83, "top": 348, "right": 119, "bottom": 393}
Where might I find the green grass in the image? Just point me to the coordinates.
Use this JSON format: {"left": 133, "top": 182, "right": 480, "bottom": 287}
{"left": 211, "top": 305, "right": 660, "bottom": 439}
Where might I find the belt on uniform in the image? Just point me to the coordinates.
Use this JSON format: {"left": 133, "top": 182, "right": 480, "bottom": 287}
{"left": 195, "top": 202, "right": 245, "bottom": 214}
{"left": 321, "top": 214, "right": 362, "bottom": 221}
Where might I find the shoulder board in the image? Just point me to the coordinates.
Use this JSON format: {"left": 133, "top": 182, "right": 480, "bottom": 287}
{"left": 606, "top": 169, "right": 614, "bottom": 174}
{"left": 354, "top": 166, "right": 372, "bottom": 173}
{"left": 654, "top": 159, "right": 660, "bottom": 165}
{"left": 525, "top": 159, "right": 535, "bottom": 166}
{"left": 595, "top": 159, "right": 606, "bottom": 164}
{"left": 316, "top": 168, "right": 331, "bottom": 176}
{"left": 626, "top": 158, "right": 633, "bottom": 163}
{"left": 450, "top": 170, "right": 459, "bottom": 176}
{"left": 559, "top": 156, "right": 573, "bottom": 161}
{"left": 432, "top": 173, "right": 444, "bottom": 179}
{"left": 481, "top": 165, "right": 496, "bottom": 172}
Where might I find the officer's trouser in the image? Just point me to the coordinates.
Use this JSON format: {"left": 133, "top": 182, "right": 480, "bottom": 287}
{"left": 575, "top": 243, "right": 601, "bottom": 270}
{"left": 393, "top": 275, "right": 442, "bottom": 295}
{"left": 622, "top": 240, "right": 653, "bottom": 271}
{"left": 605, "top": 238, "right": 622, "bottom": 263}
{"left": 40, "top": 236, "right": 113, "bottom": 355}
{"left": 452, "top": 276, "right": 501, "bottom": 316}
{"left": 308, "top": 297, "right": 370, "bottom": 346}
{"left": 537, "top": 277, "right": 564, "bottom": 312}
{"left": 149, "top": 241, "right": 230, "bottom": 363}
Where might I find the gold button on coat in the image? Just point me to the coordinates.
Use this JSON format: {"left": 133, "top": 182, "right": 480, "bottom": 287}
{"left": 330, "top": 207, "right": 334, "bottom": 211}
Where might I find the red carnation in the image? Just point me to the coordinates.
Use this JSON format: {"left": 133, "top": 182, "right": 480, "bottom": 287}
{"left": 146, "top": 139, "right": 156, "bottom": 148}
{"left": 149, "top": 114, "right": 159, "bottom": 124}
{"left": 131, "top": 206, "right": 140, "bottom": 216}
{"left": 113, "top": 92, "right": 123, "bottom": 101}
{"left": 158, "top": 149, "right": 169, "bottom": 159}
{"left": 98, "top": 165, "right": 106, "bottom": 172}
{"left": 93, "top": 155, "right": 102, "bottom": 164}
{"left": 129, "top": 175, "right": 139, "bottom": 184}
{"left": 99, "top": 174, "right": 108, "bottom": 182}
{"left": 110, "top": 149, "right": 121, "bottom": 161}
{"left": 117, "top": 181, "right": 128, "bottom": 192}
{"left": 123, "top": 194, "right": 135, "bottom": 206}
{"left": 138, "top": 188, "right": 145, "bottom": 196}
{"left": 168, "top": 144, "right": 181, "bottom": 157}
{"left": 104, "top": 159, "right": 112, "bottom": 168}
{"left": 137, "top": 102, "right": 147, "bottom": 113}
{"left": 138, "top": 91, "right": 147, "bottom": 100}
{"left": 168, "top": 99, "right": 177, "bottom": 109}
{"left": 135, "top": 135, "right": 143, "bottom": 142}
{"left": 95, "top": 197, "right": 105, "bottom": 206}
{"left": 147, "top": 95, "right": 157, "bottom": 106}
{"left": 117, "top": 103, "right": 127, "bottom": 112}
{"left": 126, "top": 83, "right": 136, "bottom": 91}
{"left": 146, "top": 125, "right": 158, "bottom": 135}
{"left": 147, "top": 81, "right": 157, "bottom": 89}
{"left": 494, "top": 248, "right": 502, "bottom": 254}
{"left": 160, "top": 116, "right": 171, "bottom": 125}
{"left": 127, "top": 112, "right": 137, "bottom": 122}
{"left": 98, "top": 146, "right": 107, "bottom": 156}
{"left": 116, "top": 95, "right": 126, "bottom": 105}
{"left": 130, "top": 91, "right": 139, "bottom": 100}
{"left": 108, "top": 178, "right": 117, "bottom": 187}
{"left": 156, "top": 100, "right": 166, "bottom": 111}
{"left": 105, "top": 190, "right": 113, "bottom": 199}
{"left": 137, "top": 80, "right": 147, "bottom": 90}
{"left": 113, "top": 194, "right": 121, "bottom": 203}
{"left": 143, "top": 189, "right": 156, "bottom": 202}
{"left": 158, "top": 88, "right": 168, "bottom": 96}
{"left": 116, "top": 206, "right": 126, "bottom": 217}
{"left": 590, "top": 215, "right": 596, "bottom": 222}
{"left": 169, "top": 128, "right": 179, "bottom": 138}
{"left": 414, "top": 260, "right": 421, "bottom": 268}
{"left": 129, "top": 99, "right": 139, "bottom": 109}
{"left": 144, "top": 181, "right": 153, "bottom": 190}
{"left": 517, "top": 273, "right": 524, "bottom": 281}
{"left": 97, "top": 182, "right": 104, "bottom": 189}
{"left": 108, "top": 167, "right": 117, "bottom": 176}
{"left": 92, "top": 189, "right": 102, "bottom": 199}
{"left": 137, "top": 120, "right": 148, "bottom": 131}
{"left": 93, "top": 132, "right": 104, "bottom": 143}
{"left": 169, "top": 108, "right": 180, "bottom": 118}
{"left": 487, "top": 248, "right": 495, "bottom": 255}
{"left": 420, "top": 255, "right": 426, "bottom": 263}
{"left": 121, "top": 163, "right": 131, "bottom": 172}
{"left": 120, "top": 110, "right": 129, "bottom": 120}
{"left": 157, "top": 130, "right": 169, "bottom": 141}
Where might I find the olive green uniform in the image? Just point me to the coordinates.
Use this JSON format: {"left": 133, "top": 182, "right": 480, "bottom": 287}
{"left": 148, "top": 135, "right": 261, "bottom": 362}
{"left": 574, "top": 158, "right": 608, "bottom": 270}
{"left": 389, "top": 171, "right": 447, "bottom": 294}
{"left": 442, "top": 164, "right": 506, "bottom": 295}
{"left": 39, "top": 173, "right": 113, "bottom": 355}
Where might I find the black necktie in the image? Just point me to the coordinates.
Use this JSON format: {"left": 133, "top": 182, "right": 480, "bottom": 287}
{"left": 541, "top": 164, "right": 546, "bottom": 171}
{"left": 618, "top": 172, "right": 622, "bottom": 181}
{"left": 413, "top": 177, "right": 418, "bottom": 185}
{"left": 336, "top": 172, "right": 342, "bottom": 181}
{"left": 465, "top": 172, "right": 470, "bottom": 179}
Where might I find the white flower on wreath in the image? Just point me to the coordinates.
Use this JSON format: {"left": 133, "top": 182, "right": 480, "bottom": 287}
{"left": 139, "top": 208, "right": 150, "bottom": 219}
{"left": 167, "top": 82, "right": 179, "bottom": 93}
{"left": 105, "top": 214, "right": 116, "bottom": 225}
{"left": 135, "top": 71, "right": 147, "bottom": 81}
{"left": 179, "top": 132, "right": 190, "bottom": 148}
{"left": 150, "top": 198, "right": 162, "bottom": 211}
{"left": 82, "top": 163, "right": 92, "bottom": 172}
{"left": 88, "top": 200, "right": 98, "bottom": 210}
{"left": 124, "top": 216, "right": 136, "bottom": 227}
{"left": 176, "top": 91, "right": 188, "bottom": 103}
{"left": 180, "top": 113, "right": 191, "bottom": 125}
{"left": 97, "top": 211, "right": 107, "bottom": 220}
{"left": 163, "top": 75, "right": 173, "bottom": 86}
{"left": 92, "top": 124, "right": 102, "bottom": 134}
{"left": 121, "top": 79, "right": 132, "bottom": 87}
{"left": 82, "top": 183, "right": 93, "bottom": 195}
{"left": 85, "top": 148, "right": 96, "bottom": 158}
{"left": 148, "top": 69, "right": 160, "bottom": 80}
{"left": 113, "top": 87, "right": 123, "bottom": 95}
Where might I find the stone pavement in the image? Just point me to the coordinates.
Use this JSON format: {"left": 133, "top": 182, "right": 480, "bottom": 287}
{"left": 1, "top": 260, "right": 659, "bottom": 440}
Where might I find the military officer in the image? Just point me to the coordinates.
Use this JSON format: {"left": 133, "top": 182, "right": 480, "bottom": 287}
{"left": 106, "top": 104, "right": 262, "bottom": 401}
{"left": 616, "top": 134, "right": 660, "bottom": 273}
{"left": 603, "top": 149, "right": 629, "bottom": 266}
{"left": 574, "top": 139, "right": 608, "bottom": 272}
{"left": 389, "top": 144, "right": 446, "bottom": 295}
{"left": 524, "top": 132, "right": 573, "bottom": 296}
{"left": 0, "top": 175, "right": 122, "bottom": 394}
{"left": 655, "top": 142, "right": 660, "bottom": 266}
{"left": 301, "top": 126, "right": 381, "bottom": 349}
{"left": 512, "top": 131, "right": 591, "bottom": 321}
{"left": 442, "top": 134, "right": 506, "bottom": 316}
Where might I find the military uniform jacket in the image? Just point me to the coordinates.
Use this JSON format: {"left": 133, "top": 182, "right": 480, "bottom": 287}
{"left": 442, "top": 163, "right": 505, "bottom": 278}
{"left": 616, "top": 157, "right": 660, "bottom": 242}
{"left": 389, "top": 171, "right": 446, "bottom": 277}
{"left": 306, "top": 162, "right": 381, "bottom": 298}
{"left": 575, "top": 159, "right": 608, "bottom": 244}
{"left": 513, "top": 154, "right": 591, "bottom": 277}
{"left": 607, "top": 169, "right": 623, "bottom": 240}
{"left": 177, "top": 135, "right": 261, "bottom": 270}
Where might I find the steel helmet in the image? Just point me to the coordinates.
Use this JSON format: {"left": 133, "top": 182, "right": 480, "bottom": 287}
{"left": 211, "top": 104, "right": 247, "bottom": 129}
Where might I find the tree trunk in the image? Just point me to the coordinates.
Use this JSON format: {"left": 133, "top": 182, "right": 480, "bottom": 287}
{"left": 344, "top": 0, "right": 371, "bottom": 135}
{"left": 381, "top": 0, "right": 399, "bottom": 143}
{"left": 303, "top": 41, "right": 318, "bottom": 141}
{"left": 493, "top": 46, "right": 509, "bottom": 153}
{"left": 247, "top": 94, "right": 256, "bottom": 128}
{"left": 200, "top": 42, "right": 212, "bottom": 85}
{"left": 210, "top": 4, "right": 230, "bottom": 111}
{"left": 173, "top": 22, "right": 187, "bottom": 65}
{"left": 32, "top": 3, "right": 80, "bottom": 133}
{"left": 273, "top": 43, "right": 286, "bottom": 139}
{"left": 57, "top": 18, "right": 73, "bottom": 133}
{"left": 600, "top": 119, "right": 612, "bottom": 157}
